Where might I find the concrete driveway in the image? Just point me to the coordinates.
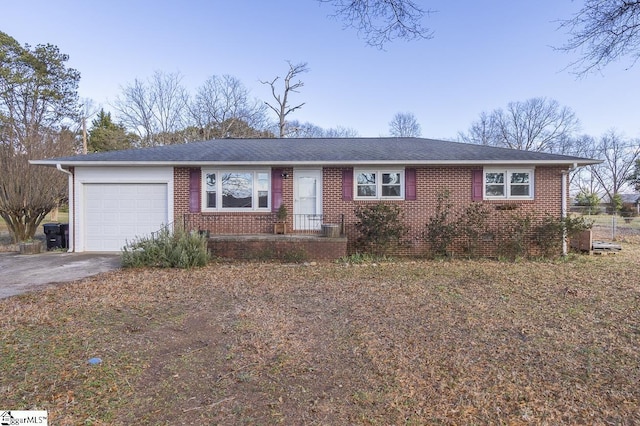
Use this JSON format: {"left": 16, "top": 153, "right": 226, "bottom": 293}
{"left": 0, "top": 251, "right": 122, "bottom": 299}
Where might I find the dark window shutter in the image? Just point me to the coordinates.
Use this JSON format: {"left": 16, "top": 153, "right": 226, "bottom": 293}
{"left": 271, "top": 168, "right": 283, "bottom": 212}
{"left": 189, "top": 168, "right": 201, "bottom": 212}
{"left": 342, "top": 168, "right": 353, "bottom": 201}
{"left": 472, "top": 169, "right": 483, "bottom": 201}
{"left": 405, "top": 168, "right": 416, "bottom": 200}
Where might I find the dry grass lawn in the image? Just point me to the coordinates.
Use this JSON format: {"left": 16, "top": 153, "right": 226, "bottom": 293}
{"left": 1, "top": 238, "right": 639, "bottom": 425}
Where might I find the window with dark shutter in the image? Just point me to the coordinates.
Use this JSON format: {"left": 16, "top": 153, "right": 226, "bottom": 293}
{"left": 189, "top": 168, "right": 201, "bottom": 212}
{"left": 405, "top": 168, "right": 416, "bottom": 200}
{"left": 472, "top": 169, "right": 483, "bottom": 201}
{"left": 271, "top": 168, "right": 283, "bottom": 212}
{"left": 342, "top": 168, "right": 353, "bottom": 201}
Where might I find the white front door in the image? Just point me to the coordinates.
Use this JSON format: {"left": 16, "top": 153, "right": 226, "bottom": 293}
{"left": 293, "top": 169, "right": 323, "bottom": 230}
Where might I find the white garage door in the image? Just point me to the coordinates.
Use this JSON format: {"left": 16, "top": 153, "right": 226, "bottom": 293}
{"left": 84, "top": 183, "right": 168, "bottom": 251}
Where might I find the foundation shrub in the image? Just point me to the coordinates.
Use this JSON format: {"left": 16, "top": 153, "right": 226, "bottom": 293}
{"left": 496, "top": 211, "right": 536, "bottom": 260}
{"left": 424, "top": 190, "right": 457, "bottom": 258}
{"left": 457, "top": 202, "right": 491, "bottom": 258}
{"left": 534, "top": 214, "right": 593, "bottom": 257}
{"left": 533, "top": 214, "right": 565, "bottom": 257}
{"left": 354, "top": 203, "right": 408, "bottom": 256}
{"left": 122, "top": 226, "right": 209, "bottom": 268}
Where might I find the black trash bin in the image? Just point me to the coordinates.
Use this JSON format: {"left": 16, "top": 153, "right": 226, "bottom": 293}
{"left": 60, "top": 223, "right": 69, "bottom": 249}
{"left": 43, "top": 223, "right": 68, "bottom": 250}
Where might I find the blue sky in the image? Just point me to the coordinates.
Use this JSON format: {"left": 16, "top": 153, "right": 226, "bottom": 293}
{"left": 2, "top": 0, "right": 638, "bottom": 140}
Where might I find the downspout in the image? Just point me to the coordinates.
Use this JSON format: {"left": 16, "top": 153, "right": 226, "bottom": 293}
{"left": 56, "top": 164, "right": 74, "bottom": 252}
{"left": 561, "top": 163, "right": 578, "bottom": 256}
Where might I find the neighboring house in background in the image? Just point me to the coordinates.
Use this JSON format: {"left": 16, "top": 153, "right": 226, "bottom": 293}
{"left": 620, "top": 193, "right": 640, "bottom": 205}
{"left": 32, "top": 137, "right": 599, "bottom": 257}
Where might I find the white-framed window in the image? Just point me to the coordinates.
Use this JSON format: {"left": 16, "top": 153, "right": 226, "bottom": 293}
{"left": 355, "top": 169, "right": 404, "bottom": 199}
{"left": 202, "top": 169, "right": 270, "bottom": 211}
{"left": 484, "top": 169, "right": 534, "bottom": 199}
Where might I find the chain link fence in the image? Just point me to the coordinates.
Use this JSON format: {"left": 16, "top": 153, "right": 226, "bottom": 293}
{"left": 571, "top": 206, "right": 640, "bottom": 241}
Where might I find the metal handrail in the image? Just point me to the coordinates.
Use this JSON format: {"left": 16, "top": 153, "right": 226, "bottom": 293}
{"left": 182, "top": 213, "right": 345, "bottom": 236}
{"left": 150, "top": 221, "right": 175, "bottom": 239}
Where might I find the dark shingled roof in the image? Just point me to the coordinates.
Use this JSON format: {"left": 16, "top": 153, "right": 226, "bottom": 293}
{"left": 32, "top": 137, "right": 599, "bottom": 166}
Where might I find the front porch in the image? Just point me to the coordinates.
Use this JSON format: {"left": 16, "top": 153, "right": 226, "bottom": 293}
{"left": 182, "top": 213, "right": 348, "bottom": 261}
{"left": 183, "top": 212, "right": 344, "bottom": 234}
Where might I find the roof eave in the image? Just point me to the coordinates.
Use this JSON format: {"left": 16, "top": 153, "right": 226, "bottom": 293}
{"left": 30, "top": 159, "right": 601, "bottom": 167}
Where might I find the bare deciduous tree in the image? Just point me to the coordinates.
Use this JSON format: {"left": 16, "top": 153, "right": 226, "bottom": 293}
{"left": 260, "top": 62, "right": 309, "bottom": 138}
{"left": 320, "top": 0, "right": 435, "bottom": 48}
{"left": 389, "top": 112, "right": 421, "bottom": 137}
{"left": 323, "top": 125, "right": 359, "bottom": 138}
{"left": 558, "top": 0, "right": 640, "bottom": 75}
{"left": 113, "top": 71, "right": 189, "bottom": 146}
{"left": 459, "top": 98, "right": 580, "bottom": 153}
{"left": 286, "top": 120, "right": 325, "bottom": 138}
{"left": 589, "top": 130, "right": 640, "bottom": 202}
{"left": 287, "top": 120, "right": 359, "bottom": 138}
{"left": 187, "top": 75, "right": 270, "bottom": 139}
{"left": 0, "top": 32, "right": 79, "bottom": 242}
{"left": 458, "top": 112, "right": 494, "bottom": 146}
{"left": 1, "top": 130, "right": 76, "bottom": 242}
{"left": 561, "top": 133, "right": 607, "bottom": 199}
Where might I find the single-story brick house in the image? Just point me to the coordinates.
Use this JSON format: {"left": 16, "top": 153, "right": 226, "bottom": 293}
{"left": 32, "top": 137, "right": 598, "bottom": 257}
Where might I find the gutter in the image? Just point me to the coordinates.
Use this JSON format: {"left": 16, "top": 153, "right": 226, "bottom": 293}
{"left": 31, "top": 159, "right": 603, "bottom": 168}
{"left": 56, "top": 164, "right": 74, "bottom": 253}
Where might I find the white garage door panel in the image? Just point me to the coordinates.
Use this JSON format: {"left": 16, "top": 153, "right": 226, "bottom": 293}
{"left": 84, "top": 183, "right": 168, "bottom": 251}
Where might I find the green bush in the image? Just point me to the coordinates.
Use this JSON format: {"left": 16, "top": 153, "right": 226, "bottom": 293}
{"left": 421, "top": 192, "right": 491, "bottom": 259}
{"left": 564, "top": 215, "right": 593, "bottom": 237}
{"left": 525, "top": 213, "right": 594, "bottom": 259}
{"left": 424, "top": 190, "right": 457, "bottom": 257}
{"left": 533, "top": 214, "right": 565, "bottom": 257}
{"left": 354, "top": 203, "right": 408, "bottom": 256}
{"left": 611, "top": 193, "right": 623, "bottom": 213}
{"left": 575, "top": 191, "right": 600, "bottom": 215}
{"left": 496, "top": 211, "right": 535, "bottom": 260}
{"left": 122, "top": 226, "right": 209, "bottom": 268}
{"left": 457, "top": 202, "right": 491, "bottom": 258}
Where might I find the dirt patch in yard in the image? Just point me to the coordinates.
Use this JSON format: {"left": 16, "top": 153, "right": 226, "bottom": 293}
{"left": 1, "top": 247, "right": 639, "bottom": 424}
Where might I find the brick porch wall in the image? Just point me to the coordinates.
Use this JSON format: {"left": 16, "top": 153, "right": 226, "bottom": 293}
{"left": 207, "top": 235, "right": 347, "bottom": 261}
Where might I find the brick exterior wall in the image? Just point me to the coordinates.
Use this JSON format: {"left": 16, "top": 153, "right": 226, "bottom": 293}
{"left": 175, "top": 165, "right": 568, "bottom": 258}
{"left": 323, "top": 166, "right": 566, "bottom": 257}
{"left": 174, "top": 167, "right": 190, "bottom": 220}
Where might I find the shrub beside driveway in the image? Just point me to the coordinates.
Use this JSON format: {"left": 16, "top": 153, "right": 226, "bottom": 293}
{"left": 1, "top": 242, "right": 639, "bottom": 424}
